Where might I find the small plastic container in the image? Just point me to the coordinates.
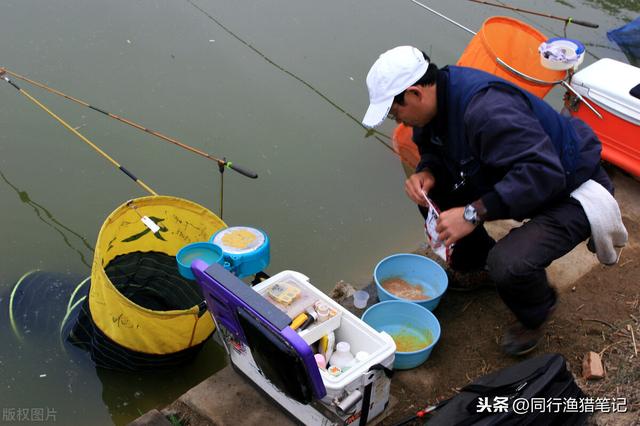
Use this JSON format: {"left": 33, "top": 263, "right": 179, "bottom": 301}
{"left": 176, "top": 242, "right": 224, "bottom": 280}
{"left": 329, "top": 342, "right": 355, "bottom": 370}
{"left": 264, "top": 278, "right": 317, "bottom": 318}
{"left": 353, "top": 290, "right": 369, "bottom": 309}
{"left": 210, "top": 226, "right": 270, "bottom": 278}
{"left": 539, "top": 37, "right": 585, "bottom": 71}
{"left": 314, "top": 354, "right": 327, "bottom": 370}
{"left": 315, "top": 302, "right": 330, "bottom": 322}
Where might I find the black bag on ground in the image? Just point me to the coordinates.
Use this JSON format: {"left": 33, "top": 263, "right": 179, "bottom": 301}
{"left": 426, "top": 353, "right": 589, "bottom": 425}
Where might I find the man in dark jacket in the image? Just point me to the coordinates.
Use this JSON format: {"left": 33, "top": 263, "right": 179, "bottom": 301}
{"left": 362, "top": 46, "right": 613, "bottom": 355}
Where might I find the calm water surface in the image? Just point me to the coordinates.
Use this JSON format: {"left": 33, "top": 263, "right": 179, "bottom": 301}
{"left": 0, "top": 0, "right": 635, "bottom": 424}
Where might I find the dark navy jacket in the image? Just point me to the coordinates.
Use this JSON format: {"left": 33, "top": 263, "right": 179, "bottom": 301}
{"left": 413, "top": 66, "right": 610, "bottom": 221}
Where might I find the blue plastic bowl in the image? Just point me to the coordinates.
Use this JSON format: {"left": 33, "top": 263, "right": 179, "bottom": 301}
{"left": 374, "top": 253, "right": 448, "bottom": 311}
{"left": 362, "top": 300, "right": 441, "bottom": 370}
{"left": 176, "top": 242, "right": 224, "bottom": 280}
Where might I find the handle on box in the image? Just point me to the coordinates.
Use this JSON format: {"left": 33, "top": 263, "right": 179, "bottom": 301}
{"left": 221, "top": 255, "right": 235, "bottom": 272}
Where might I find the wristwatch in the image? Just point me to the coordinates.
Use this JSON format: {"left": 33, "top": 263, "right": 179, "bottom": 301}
{"left": 463, "top": 204, "right": 481, "bottom": 225}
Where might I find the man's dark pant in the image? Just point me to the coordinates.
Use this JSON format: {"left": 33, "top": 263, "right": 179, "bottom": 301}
{"left": 489, "top": 197, "right": 591, "bottom": 328}
{"left": 420, "top": 164, "right": 612, "bottom": 330}
{"left": 448, "top": 197, "right": 591, "bottom": 330}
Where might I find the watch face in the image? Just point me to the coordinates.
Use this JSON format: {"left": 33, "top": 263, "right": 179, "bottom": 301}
{"left": 464, "top": 205, "right": 477, "bottom": 222}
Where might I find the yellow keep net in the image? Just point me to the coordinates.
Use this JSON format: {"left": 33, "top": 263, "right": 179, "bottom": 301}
{"left": 89, "top": 195, "right": 226, "bottom": 355}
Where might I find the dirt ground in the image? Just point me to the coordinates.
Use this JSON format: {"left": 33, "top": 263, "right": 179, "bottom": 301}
{"left": 377, "top": 217, "right": 640, "bottom": 426}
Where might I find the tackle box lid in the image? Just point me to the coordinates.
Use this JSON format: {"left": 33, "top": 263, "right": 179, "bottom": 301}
{"left": 193, "top": 261, "right": 326, "bottom": 403}
{"left": 570, "top": 58, "right": 640, "bottom": 125}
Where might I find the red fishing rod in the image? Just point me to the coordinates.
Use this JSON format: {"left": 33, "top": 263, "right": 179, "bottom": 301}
{"left": 466, "top": 0, "right": 599, "bottom": 29}
{"left": 0, "top": 67, "right": 258, "bottom": 180}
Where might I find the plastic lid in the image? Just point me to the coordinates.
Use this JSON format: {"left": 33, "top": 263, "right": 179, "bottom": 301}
{"left": 545, "top": 37, "right": 585, "bottom": 54}
{"left": 336, "top": 341, "right": 350, "bottom": 352}
{"left": 316, "top": 302, "right": 328, "bottom": 312}
{"left": 315, "top": 302, "right": 329, "bottom": 316}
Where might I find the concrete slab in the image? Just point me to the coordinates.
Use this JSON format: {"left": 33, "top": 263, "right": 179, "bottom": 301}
{"left": 166, "top": 364, "right": 297, "bottom": 426}
{"left": 127, "top": 409, "right": 172, "bottom": 426}
{"left": 611, "top": 171, "right": 640, "bottom": 224}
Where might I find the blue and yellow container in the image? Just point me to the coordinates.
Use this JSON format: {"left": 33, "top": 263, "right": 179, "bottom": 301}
{"left": 210, "top": 226, "right": 270, "bottom": 278}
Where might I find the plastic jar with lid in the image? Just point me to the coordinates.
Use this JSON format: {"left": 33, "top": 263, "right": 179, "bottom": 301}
{"left": 329, "top": 341, "right": 354, "bottom": 370}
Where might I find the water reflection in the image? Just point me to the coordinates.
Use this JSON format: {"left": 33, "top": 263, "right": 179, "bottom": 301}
{"left": 0, "top": 169, "right": 94, "bottom": 270}
{"left": 1, "top": 268, "right": 228, "bottom": 425}
{"left": 96, "top": 341, "right": 227, "bottom": 425}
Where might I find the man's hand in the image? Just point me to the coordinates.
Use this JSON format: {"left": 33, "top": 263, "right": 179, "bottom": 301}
{"left": 436, "top": 207, "right": 477, "bottom": 246}
{"left": 405, "top": 170, "right": 435, "bottom": 206}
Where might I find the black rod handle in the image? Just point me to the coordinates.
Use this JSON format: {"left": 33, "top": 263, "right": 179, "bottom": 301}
{"left": 226, "top": 161, "right": 258, "bottom": 179}
{"left": 569, "top": 18, "right": 599, "bottom": 29}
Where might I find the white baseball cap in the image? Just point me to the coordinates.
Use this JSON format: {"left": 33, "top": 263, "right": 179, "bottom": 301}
{"left": 362, "top": 46, "right": 429, "bottom": 128}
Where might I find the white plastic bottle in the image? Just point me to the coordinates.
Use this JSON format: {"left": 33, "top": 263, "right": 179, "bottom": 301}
{"left": 329, "top": 341, "right": 355, "bottom": 370}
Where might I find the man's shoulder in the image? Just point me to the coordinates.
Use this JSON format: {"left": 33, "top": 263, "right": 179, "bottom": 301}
{"left": 465, "top": 85, "right": 533, "bottom": 122}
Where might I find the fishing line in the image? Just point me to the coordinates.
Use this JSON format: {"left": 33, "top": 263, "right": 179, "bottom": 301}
{"left": 1, "top": 72, "right": 159, "bottom": 196}
{"left": 409, "top": 0, "right": 477, "bottom": 35}
{"left": 0, "top": 68, "right": 258, "bottom": 180}
{"left": 185, "top": 0, "right": 405, "bottom": 160}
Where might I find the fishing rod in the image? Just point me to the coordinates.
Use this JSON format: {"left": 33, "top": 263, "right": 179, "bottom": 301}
{"left": 466, "top": 0, "right": 599, "bottom": 29}
{"left": 1, "top": 70, "right": 158, "bottom": 196}
{"left": 0, "top": 67, "right": 258, "bottom": 180}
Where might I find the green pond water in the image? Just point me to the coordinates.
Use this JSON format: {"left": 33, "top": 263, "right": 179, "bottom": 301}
{"left": 0, "top": 0, "right": 635, "bottom": 424}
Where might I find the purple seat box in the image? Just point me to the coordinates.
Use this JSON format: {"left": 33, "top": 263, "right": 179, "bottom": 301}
{"left": 193, "top": 260, "right": 326, "bottom": 403}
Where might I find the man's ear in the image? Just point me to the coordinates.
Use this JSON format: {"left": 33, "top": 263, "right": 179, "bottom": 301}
{"left": 405, "top": 86, "right": 423, "bottom": 101}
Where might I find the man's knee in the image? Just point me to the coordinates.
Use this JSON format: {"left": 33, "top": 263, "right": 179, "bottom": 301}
{"left": 486, "top": 245, "right": 509, "bottom": 285}
{"left": 486, "top": 243, "right": 537, "bottom": 286}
